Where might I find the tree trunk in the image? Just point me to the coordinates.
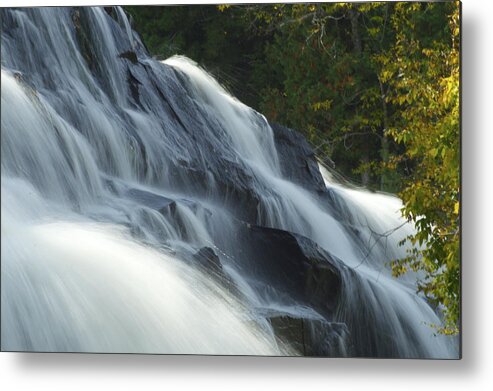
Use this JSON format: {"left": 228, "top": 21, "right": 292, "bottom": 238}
{"left": 349, "top": 8, "right": 370, "bottom": 186}
{"left": 379, "top": 78, "right": 390, "bottom": 191}
{"left": 349, "top": 9, "right": 362, "bottom": 54}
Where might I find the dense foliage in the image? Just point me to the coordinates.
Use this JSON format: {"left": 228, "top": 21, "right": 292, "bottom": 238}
{"left": 383, "top": 2, "right": 460, "bottom": 334}
{"left": 125, "top": 1, "right": 460, "bottom": 334}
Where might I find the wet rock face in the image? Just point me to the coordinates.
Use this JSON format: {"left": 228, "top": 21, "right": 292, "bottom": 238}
{"left": 236, "top": 224, "right": 343, "bottom": 319}
{"left": 119, "top": 50, "right": 138, "bottom": 64}
{"left": 73, "top": 9, "right": 95, "bottom": 71}
{"left": 103, "top": 6, "right": 117, "bottom": 20}
{"left": 223, "top": 223, "right": 354, "bottom": 355}
{"left": 270, "top": 122, "right": 327, "bottom": 195}
{"left": 193, "top": 246, "right": 222, "bottom": 275}
{"left": 269, "top": 315, "right": 351, "bottom": 357}
{"left": 125, "top": 187, "right": 175, "bottom": 214}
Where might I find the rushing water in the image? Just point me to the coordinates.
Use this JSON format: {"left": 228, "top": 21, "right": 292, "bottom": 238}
{"left": 0, "top": 7, "right": 458, "bottom": 357}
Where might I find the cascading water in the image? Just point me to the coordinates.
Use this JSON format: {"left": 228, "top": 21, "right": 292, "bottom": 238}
{"left": 1, "top": 7, "right": 458, "bottom": 357}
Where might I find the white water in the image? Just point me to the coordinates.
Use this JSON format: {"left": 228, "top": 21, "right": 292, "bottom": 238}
{"left": 2, "top": 181, "right": 279, "bottom": 354}
{"left": 1, "top": 7, "right": 458, "bottom": 357}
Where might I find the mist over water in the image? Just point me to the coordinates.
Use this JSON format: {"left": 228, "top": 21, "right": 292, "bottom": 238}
{"left": 1, "top": 7, "right": 458, "bottom": 357}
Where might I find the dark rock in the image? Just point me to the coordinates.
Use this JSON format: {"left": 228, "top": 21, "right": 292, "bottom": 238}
{"left": 125, "top": 188, "right": 176, "bottom": 215}
{"left": 13, "top": 71, "right": 22, "bottom": 82}
{"left": 124, "top": 187, "right": 214, "bottom": 243}
{"left": 103, "top": 7, "right": 116, "bottom": 20}
{"left": 132, "top": 63, "right": 264, "bottom": 223}
{"left": 164, "top": 154, "right": 261, "bottom": 224}
{"left": 236, "top": 224, "right": 344, "bottom": 318}
{"left": 73, "top": 9, "right": 96, "bottom": 72}
{"left": 126, "top": 68, "right": 142, "bottom": 107}
{"left": 119, "top": 50, "right": 138, "bottom": 64}
{"left": 296, "top": 234, "right": 343, "bottom": 315}
{"left": 269, "top": 315, "right": 305, "bottom": 354}
{"left": 271, "top": 122, "right": 326, "bottom": 195}
{"left": 269, "top": 315, "right": 351, "bottom": 357}
{"left": 71, "top": 9, "right": 81, "bottom": 29}
{"left": 193, "top": 247, "right": 223, "bottom": 276}
{"left": 211, "top": 163, "right": 260, "bottom": 222}
{"left": 71, "top": 8, "right": 128, "bottom": 102}
{"left": 0, "top": 8, "right": 19, "bottom": 35}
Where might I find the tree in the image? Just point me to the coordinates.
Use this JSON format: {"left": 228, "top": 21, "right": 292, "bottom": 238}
{"left": 383, "top": 1, "right": 460, "bottom": 334}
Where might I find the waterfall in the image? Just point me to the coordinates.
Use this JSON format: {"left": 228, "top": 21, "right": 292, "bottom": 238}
{"left": 0, "top": 7, "right": 458, "bottom": 357}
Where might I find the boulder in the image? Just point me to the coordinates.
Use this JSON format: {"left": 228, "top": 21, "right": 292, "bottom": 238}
{"left": 271, "top": 122, "right": 327, "bottom": 195}
{"left": 269, "top": 315, "right": 351, "bottom": 357}
{"left": 235, "top": 224, "right": 344, "bottom": 319}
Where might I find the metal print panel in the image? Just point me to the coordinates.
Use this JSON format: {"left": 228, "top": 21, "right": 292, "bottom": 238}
{"left": 0, "top": 2, "right": 461, "bottom": 358}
